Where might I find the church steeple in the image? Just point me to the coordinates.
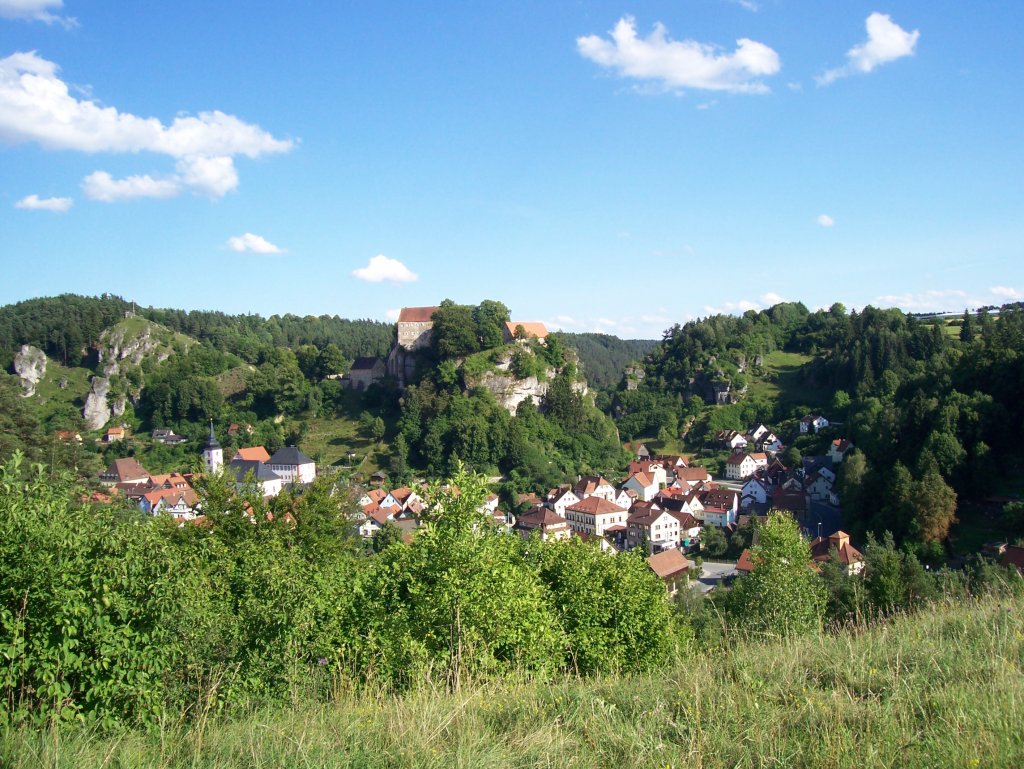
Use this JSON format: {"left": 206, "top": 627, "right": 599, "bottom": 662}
{"left": 203, "top": 420, "right": 223, "bottom": 473}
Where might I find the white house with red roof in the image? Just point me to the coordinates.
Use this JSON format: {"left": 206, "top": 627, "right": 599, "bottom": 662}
{"left": 622, "top": 471, "right": 659, "bottom": 502}
{"left": 828, "top": 438, "right": 854, "bottom": 464}
{"left": 564, "top": 496, "right": 628, "bottom": 536}
{"left": 725, "top": 453, "right": 758, "bottom": 481}
{"left": 572, "top": 475, "right": 617, "bottom": 503}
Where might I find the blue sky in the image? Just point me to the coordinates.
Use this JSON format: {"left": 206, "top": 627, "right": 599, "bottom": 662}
{"left": 2, "top": 1, "right": 1021, "bottom": 338}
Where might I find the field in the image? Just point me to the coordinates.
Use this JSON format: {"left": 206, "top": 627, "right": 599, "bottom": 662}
{"left": 5, "top": 594, "right": 1022, "bottom": 768}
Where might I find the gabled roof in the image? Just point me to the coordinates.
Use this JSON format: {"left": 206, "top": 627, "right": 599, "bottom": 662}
{"left": 143, "top": 487, "right": 199, "bottom": 509}
{"left": 647, "top": 549, "right": 692, "bottom": 579}
{"left": 566, "top": 496, "right": 627, "bottom": 516}
{"left": 736, "top": 548, "right": 756, "bottom": 574}
{"left": 810, "top": 532, "right": 864, "bottom": 566}
{"left": 350, "top": 356, "right": 382, "bottom": 371}
{"left": 625, "top": 471, "right": 654, "bottom": 488}
{"left": 229, "top": 459, "right": 282, "bottom": 483}
{"left": 235, "top": 446, "right": 271, "bottom": 463}
{"left": 103, "top": 457, "right": 150, "bottom": 483}
{"left": 268, "top": 446, "right": 314, "bottom": 466}
{"left": 515, "top": 506, "right": 569, "bottom": 529}
{"left": 397, "top": 306, "right": 439, "bottom": 323}
{"left": 504, "top": 321, "right": 549, "bottom": 339}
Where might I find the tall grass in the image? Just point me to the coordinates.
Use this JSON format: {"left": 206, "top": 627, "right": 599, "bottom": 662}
{"left": 4, "top": 594, "right": 1022, "bottom": 768}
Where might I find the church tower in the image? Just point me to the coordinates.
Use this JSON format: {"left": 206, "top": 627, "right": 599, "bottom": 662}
{"left": 203, "top": 420, "right": 223, "bottom": 473}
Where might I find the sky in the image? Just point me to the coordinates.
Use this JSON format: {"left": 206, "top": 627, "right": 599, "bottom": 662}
{"left": 1, "top": 1, "right": 1022, "bottom": 339}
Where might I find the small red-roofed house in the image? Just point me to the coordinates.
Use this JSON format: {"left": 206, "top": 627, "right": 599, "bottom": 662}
{"left": 647, "top": 549, "right": 693, "bottom": 597}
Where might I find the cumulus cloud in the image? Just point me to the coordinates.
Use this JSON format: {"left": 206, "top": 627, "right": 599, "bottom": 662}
{"left": 14, "top": 192, "right": 72, "bottom": 211}
{"left": 81, "top": 171, "right": 180, "bottom": 201}
{"left": 385, "top": 308, "right": 401, "bottom": 322}
{"left": 0, "top": 0, "right": 74, "bottom": 26}
{"left": 817, "top": 13, "right": 919, "bottom": 85}
{"left": 352, "top": 255, "right": 418, "bottom": 283}
{"left": 726, "top": 0, "right": 759, "bottom": 11}
{"left": 577, "top": 16, "right": 780, "bottom": 94}
{"left": 227, "top": 233, "right": 284, "bottom": 254}
{"left": 817, "top": 213, "right": 835, "bottom": 227}
{"left": 0, "top": 51, "right": 293, "bottom": 199}
{"left": 703, "top": 293, "right": 788, "bottom": 316}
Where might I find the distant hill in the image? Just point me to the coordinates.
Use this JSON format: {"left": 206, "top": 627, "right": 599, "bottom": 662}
{"left": 560, "top": 332, "right": 658, "bottom": 390}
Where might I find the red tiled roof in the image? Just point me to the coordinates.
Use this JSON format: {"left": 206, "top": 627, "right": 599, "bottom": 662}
{"left": 235, "top": 446, "right": 271, "bottom": 463}
{"left": 647, "top": 549, "right": 692, "bottom": 579}
{"left": 566, "top": 496, "right": 627, "bottom": 516}
{"left": 398, "top": 306, "right": 439, "bottom": 323}
{"left": 504, "top": 321, "right": 549, "bottom": 339}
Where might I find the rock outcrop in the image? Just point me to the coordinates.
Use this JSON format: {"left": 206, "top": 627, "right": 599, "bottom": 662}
{"left": 83, "top": 376, "right": 111, "bottom": 431}
{"left": 98, "top": 321, "right": 172, "bottom": 377}
{"left": 13, "top": 344, "right": 47, "bottom": 397}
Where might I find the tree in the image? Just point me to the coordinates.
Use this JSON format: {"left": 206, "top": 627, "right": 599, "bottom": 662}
{"left": 724, "top": 512, "right": 826, "bottom": 638}
{"left": 863, "top": 532, "right": 904, "bottom": 611}
{"left": 701, "top": 525, "right": 727, "bottom": 558}
{"left": 911, "top": 468, "right": 957, "bottom": 543}
{"left": 431, "top": 300, "right": 480, "bottom": 359}
{"left": 472, "top": 300, "right": 510, "bottom": 350}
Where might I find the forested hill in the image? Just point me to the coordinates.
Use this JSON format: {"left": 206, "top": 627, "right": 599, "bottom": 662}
{"left": 560, "top": 332, "right": 657, "bottom": 390}
{"left": 0, "top": 294, "right": 394, "bottom": 365}
{"left": 617, "top": 301, "right": 1024, "bottom": 547}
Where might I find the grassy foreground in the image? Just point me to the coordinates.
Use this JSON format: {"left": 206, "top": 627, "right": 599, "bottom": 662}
{"left": 4, "top": 595, "right": 1023, "bottom": 769}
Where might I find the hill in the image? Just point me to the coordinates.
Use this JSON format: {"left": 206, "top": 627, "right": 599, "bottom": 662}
{"left": 561, "top": 332, "right": 658, "bottom": 390}
{"left": 6, "top": 593, "right": 1021, "bottom": 768}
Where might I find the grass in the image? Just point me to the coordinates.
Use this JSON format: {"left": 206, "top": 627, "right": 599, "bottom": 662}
{"left": 6, "top": 595, "right": 1023, "bottom": 768}
{"left": 747, "top": 350, "right": 833, "bottom": 412}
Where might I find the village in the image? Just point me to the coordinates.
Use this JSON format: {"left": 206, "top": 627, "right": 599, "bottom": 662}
{"left": 83, "top": 304, "right": 887, "bottom": 596}
{"left": 95, "top": 410, "right": 868, "bottom": 598}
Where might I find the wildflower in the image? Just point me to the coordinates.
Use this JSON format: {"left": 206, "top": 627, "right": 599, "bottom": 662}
{"left": 318, "top": 657, "right": 328, "bottom": 666}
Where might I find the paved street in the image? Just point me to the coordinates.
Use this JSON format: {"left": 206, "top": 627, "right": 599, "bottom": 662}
{"left": 692, "top": 560, "right": 736, "bottom": 594}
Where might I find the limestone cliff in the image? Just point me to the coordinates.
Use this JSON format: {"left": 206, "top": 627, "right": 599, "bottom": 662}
{"left": 83, "top": 376, "right": 111, "bottom": 431}
{"left": 469, "top": 349, "right": 587, "bottom": 415}
{"left": 13, "top": 344, "right": 47, "bottom": 397}
{"left": 81, "top": 317, "right": 188, "bottom": 429}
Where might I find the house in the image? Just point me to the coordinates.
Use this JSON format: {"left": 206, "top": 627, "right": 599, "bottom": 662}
{"left": 647, "top": 549, "right": 693, "bottom": 598}
{"left": 564, "top": 496, "right": 628, "bottom": 536}
{"left": 771, "top": 490, "right": 807, "bottom": 516}
{"left": 800, "top": 414, "right": 830, "bottom": 434}
{"left": 228, "top": 458, "right": 284, "bottom": 497}
{"left": 628, "top": 461, "right": 667, "bottom": 488}
{"left": 152, "top": 429, "right": 188, "bottom": 445}
{"left": 622, "top": 471, "right": 659, "bottom": 502}
{"left": 715, "top": 430, "right": 748, "bottom": 450}
{"left": 748, "top": 424, "right": 770, "bottom": 443}
{"left": 99, "top": 457, "right": 150, "bottom": 486}
{"left": 760, "top": 433, "right": 784, "bottom": 454}
{"left": 140, "top": 487, "right": 200, "bottom": 519}
{"left": 807, "top": 472, "right": 835, "bottom": 503}
{"left": 503, "top": 321, "right": 549, "bottom": 343}
{"left": 547, "top": 487, "right": 581, "bottom": 516}
{"left": 828, "top": 439, "right": 854, "bottom": 464}
{"left": 626, "top": 505, "right": 681, "bottom": 553}
{"left": 575, "top": 530, "right": 619, "bottom": 553}
{"left": 268, "top": 446, "right": 316, "bottom": 485}
{"left": 105, "top": 426, "right": 126, "bottom": 443}
{"left": 736, "top": 548, "right": 756, "bottom": 575}
{"left": 514, "top": 506, "right": 571, "bottom": 541}
{"left": 55, "top": 430, "right": 83, "bottom": 443}
{"left": 810, "top": 531, "right": 865, "bottom": 576}
{"left": 671, "top": 511, "right": 702, "bottom": 548}
{"left": 674, "top": 466, "right": 711, "bottom": 488}
{"left": 396, "top": 306, "right": 440, "bottom": 351}
{"left": 572, "top": 475, "right": 617, "bottom": 503}
{"left": 725, "top": 453, "right": 758, "bottom": 481}
{"left": 343, "top": 357, "right": 386, "bottom": 391}
{"left": 740, "top": 476, "right": 771, "bottom": 509}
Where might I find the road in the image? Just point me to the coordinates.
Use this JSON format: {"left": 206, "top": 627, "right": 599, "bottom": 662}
{"left": 692, "top": 560, "right": 736, "bottom": 594}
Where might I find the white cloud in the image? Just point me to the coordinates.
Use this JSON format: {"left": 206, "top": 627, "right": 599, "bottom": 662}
{"left": 990, "top": 286, "right": 1024, "bottom": 301}
{"left": 760, "top": 292, "right": 786, "bottom": 305}
{"left": 227, "top": 233, "right": 284, "bottom": 254}
{"left": 352, "top": 254, "right": 418, "bottom": 283}
{"left": 81, "top": 171, "right": 180, "bottom": 201}
{"left": 872, "top": 289, "right": 970, "bottom": 313}
{"left": 14, "top": 192, "right": 71, "bottom": 211}
{"left": 726, "top": 0, "right": 759, "bottom": 11}
{"left": 0, "top": 0, "right": 74, "bottom": 26}
{"left": 702, "top": 292, "right": 787, "bottom": 316}
{"left": 817, "top": 13, "right": 919, "bottom": 85}
{"left": 577, "top": 16, "right": 780, "bottom": 94}
{"left": 385, "top": 308, "right": 401, "bottom": 322}
{"left": 0, "top": 51, "right": 292, "bottom": 199}
{"left": 817, "top": 213, "right": 835, "bottom": 227}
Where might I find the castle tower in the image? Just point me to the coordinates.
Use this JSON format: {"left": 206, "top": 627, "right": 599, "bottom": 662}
{"left": 203, "top": 420, "right": 223, "bottom": 473}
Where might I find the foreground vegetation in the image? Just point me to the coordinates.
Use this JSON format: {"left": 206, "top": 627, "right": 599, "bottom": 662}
{"left": 4, "top": 593, "right": 1022, "bottom": 768}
